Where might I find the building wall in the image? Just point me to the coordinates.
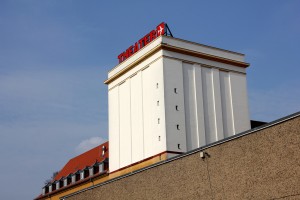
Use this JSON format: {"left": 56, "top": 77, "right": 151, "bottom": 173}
{"left": 142, "top": 59, "right": 166, "bottom": 158}
{"left": 108, "top": 36, "right": 251, "bottom": 172}
{"left": 163, "top": 58, "right": 187, "bottom": 153}
{"left": 38, "top": 174, "right": 110, "bottom": 200}
{"left": 66, "top": 114, "right": 300, "bottom": 200}
{"left": 130, "top": 71, "right": 144, "bottom": 163}
{"left": 108, "top": 86, "right": 120, "bottom": 171}
{"left": 119, "top": 80, "right": 132, "bottom": 168}
{"left": 182, "top": 62, "right": 250, "bottom": 150}
{"left": 108, "top": 58, "right": 167, "bottom": 172}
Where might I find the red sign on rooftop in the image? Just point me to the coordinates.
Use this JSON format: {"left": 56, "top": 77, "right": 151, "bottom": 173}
{"left": 117, "top": 22, "right": 166, "bottom": 64}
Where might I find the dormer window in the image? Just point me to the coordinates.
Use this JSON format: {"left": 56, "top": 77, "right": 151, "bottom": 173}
{"left": 42, "top": 187, "right": 46, "bottom": 195}
{"left": 63, "top": 178, "right": 68, "bottom": 187}
{"left": 44, "top": 185, "right": 49, "bottom": 194}
{"left": 71, "top": 174, "right": 76, "bottom": 183}
{"left": 99, "top": 163, "right": 104, "bottom": 173}
{"left": 60, "top": 179, "right": 64, "bottom": 188}
{"left": 49, "top": 185, "right": 52, "bottom": 193}
{"left": 89, "top": 166, "right": 94, "bottom": 176}
{"left": 93, "top": 163, "right": 99, "bottom": 174}
{"left": 52, "top": 183, "right": 56, "bottom": 192}
{"left": 56, "top": 181, "right": 60, "bottom": 189}
{"left": 80, "top": 171, "right": 84, "bottom": 180}
{"left": 84, "top": 168, "right": 89, "bottom": 178}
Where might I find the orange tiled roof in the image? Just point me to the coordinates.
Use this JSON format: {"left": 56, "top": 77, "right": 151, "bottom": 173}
{"left": 54, "top": 141, "right": 108, "bottom": 181}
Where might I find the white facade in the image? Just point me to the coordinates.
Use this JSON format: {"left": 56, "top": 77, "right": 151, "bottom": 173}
{"left": 106, "top": 36, "right": 250, "bottom": 172}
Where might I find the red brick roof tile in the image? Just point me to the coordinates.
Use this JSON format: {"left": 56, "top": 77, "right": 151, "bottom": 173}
{"left": 54, "top": 141, "right": 108, "bottom": 181}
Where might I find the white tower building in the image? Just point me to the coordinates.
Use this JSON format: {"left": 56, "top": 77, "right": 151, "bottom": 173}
{"left": 105, "top": 32, "right": 250, "bottom": 172}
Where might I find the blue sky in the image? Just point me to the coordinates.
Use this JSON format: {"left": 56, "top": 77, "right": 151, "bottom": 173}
{"left": 0, "top": 1, "right": 299, "bottom": 199}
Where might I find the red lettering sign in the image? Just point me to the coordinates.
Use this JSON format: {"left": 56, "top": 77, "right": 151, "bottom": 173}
{"left": 118, "top": 22, "right": 165, "bottom": 64}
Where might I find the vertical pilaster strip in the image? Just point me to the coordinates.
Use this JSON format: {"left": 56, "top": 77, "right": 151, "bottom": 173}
{"left": 228, "top": 72, "right": 236, "bottom": 135}
{"left": 219, "top": 71, "right": 235, "bottom": 137}
{"left": 183, "top": 63, "right": 197, "bottom": 150}
{"left": 212, "top": 68, "right": 224, "bottom": 140}
{"left": 194, "top": 64, "right": 206, "bottom": 147}
{"left": 141, "top": 71, "right": 145, "bottom": 159}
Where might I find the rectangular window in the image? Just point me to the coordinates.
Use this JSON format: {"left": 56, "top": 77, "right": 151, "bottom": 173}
{"left": 63, "top": 179, "right": 68, "bottom": 187}
{"left": 99, "top": 163, "right": 104, "bottom": 173}
{"left": 89, "top": 167, "right": 94, "bottom": 176}
{"left": 80, "top": 171, "right": 84, "bottom": 180}
{"left": 71, "top": 175, "right": 76, "bottom": 183}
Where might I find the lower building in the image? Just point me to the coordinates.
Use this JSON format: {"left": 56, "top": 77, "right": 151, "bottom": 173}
{"left": 35, "top": 142, "right": 109, "bottom": 200}
{"left": 61, "top": 112, "right": 300, "bottom": 200}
